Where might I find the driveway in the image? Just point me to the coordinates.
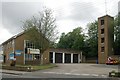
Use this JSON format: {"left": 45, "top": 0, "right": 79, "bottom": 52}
{"left": 39, "top": 63, "right": 118, "bottom": 77}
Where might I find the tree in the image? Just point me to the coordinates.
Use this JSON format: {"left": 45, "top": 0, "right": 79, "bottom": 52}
{"left": 57, "top": 33, "right": 67, "bottom": 48}
{"left": 22, "top": 8, "right": 58, "bottom": 64}
{"left": 23, "top": 8, "right": 58, "bottom": 42}
{"left": 114, "top": 13, "right": 120, "bottom": 55}
{"left": 57, "top": 27, "right": 85, "bottom": 51}
{"left": 85, "top": 21, "right": 98, "bottom": 58}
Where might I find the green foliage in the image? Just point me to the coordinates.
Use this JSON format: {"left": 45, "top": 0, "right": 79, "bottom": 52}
{"left": 57, "top": 25, "right": 98, "bottom": 57}
{"left": 114, "top": 13, "right": 120, "bottom": 54}
{"left": 57, "top": 27, "right": 85, "bottom": 51}
{"left": 85, "top": 21, "right": 98, "bottom": 58}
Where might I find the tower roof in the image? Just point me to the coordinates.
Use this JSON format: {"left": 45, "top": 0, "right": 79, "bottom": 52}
{"left": 98, "top": 15, "right": 114, "bottom": 19}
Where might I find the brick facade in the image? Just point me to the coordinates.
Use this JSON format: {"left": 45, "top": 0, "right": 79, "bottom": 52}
{"left": 2, "top": 32, "right": 49, "bottom": 65}
{"left": 98, "top": 15, "right": 114, "bottom": 64}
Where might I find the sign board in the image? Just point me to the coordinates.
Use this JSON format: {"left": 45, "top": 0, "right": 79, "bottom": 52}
{"left": 15, "top": 50, "right": 22, "bottom": 56}
{"left": 9, "top": 50, "right": 23, "bottom": 60}
{"left": 27, "top": 48, "right": 40, "bottom": 54}
{"left": 9, "top": 53, "right": 14, "bottom": 60}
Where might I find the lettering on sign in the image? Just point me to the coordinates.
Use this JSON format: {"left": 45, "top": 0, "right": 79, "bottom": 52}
{"left": 27, "top": 48, "right": 40, "bottom": 54}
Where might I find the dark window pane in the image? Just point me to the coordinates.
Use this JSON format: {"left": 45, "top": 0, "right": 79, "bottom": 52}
{"left": 101, "top": 47, "right": 104, "bottom": 52}
{"left": 101, "top": 29, "right": 104, "bottom": 34}
{"left": 101, "top": 38, "right": 104, "bottom": 43}
{"left": 101, "top": 19, "right": 104, "bottom": 25}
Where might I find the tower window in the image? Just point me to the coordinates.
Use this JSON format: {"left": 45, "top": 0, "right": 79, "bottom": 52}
{"left": 101, "top": 38, "right": 104, "bottom": 43}
{"left": 101, "top": 47, "right": 104, "bottom": 52}
{"left": 101, "top": 29, "right": 104, "bottom": 34}
{"left": 101, "top": 19, "right": 104, "bottom": 25}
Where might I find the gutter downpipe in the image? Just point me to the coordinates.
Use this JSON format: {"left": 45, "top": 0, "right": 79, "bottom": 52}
{"left": 23, "top": 40, "right": 26, "bottom": 65}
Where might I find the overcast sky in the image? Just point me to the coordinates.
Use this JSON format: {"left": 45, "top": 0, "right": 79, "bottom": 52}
{"left": 0, "top": 0, "right": 120, "bottom": 44}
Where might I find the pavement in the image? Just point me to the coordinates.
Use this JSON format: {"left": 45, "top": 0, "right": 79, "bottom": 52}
{"left": 1, "top": 69, "right": 28, "bottom": 75}
{"left": 1, "top": 63, "right": 119, "bottom": 78}
{"left": 38, "top": 63, "right": 118, "bottom": 76}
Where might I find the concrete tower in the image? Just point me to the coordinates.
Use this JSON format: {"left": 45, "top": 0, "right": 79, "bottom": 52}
{"left": 98, "top": 15, "right": 114, "bottom": 64}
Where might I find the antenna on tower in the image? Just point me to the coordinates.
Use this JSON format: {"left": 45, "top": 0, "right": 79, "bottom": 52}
{"left": 105, "top": 0, "right": 107, "bottom": 15}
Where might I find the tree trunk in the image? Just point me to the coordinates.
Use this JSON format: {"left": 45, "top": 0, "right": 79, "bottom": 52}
{"left": 40, "top": 53, "right": 43, "bottom": 64}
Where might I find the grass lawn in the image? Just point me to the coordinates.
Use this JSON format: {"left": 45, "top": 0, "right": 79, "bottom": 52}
{"left": 32, "top": 64, "right": 57, "bottom": 70}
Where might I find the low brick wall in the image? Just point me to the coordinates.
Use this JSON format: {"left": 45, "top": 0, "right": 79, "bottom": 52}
{"left": 25, "top": 60, "right": 40, "bottom": 65}
{"left": 2, "top": 65, "right": 36, "bottom": 72}
{"left": 85, "top": 58, "right": 97, "bottom": 63}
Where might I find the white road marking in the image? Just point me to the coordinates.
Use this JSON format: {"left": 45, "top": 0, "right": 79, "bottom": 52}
{"left": 101, "top": 75, "right": 107, "bottom": 77}
{"left": 3, "top": 74, "right": 22, "bottom": 77}
{"left": 64, "top": 73, "right": 72, "bottom": 75}
{"left": 43, "top": 72, "right": 106, "bottom": 77}
{"left": 91, "top": 74, "right": 99, "bottom": 76}
{"left": 72, "top": 73, "right": 81, "bottom": 75}
{"left": 43, "top": 72, "right": 56, "bottom": 74}
{"left": 80, "top": 74, "right": 90, "bottom": 76}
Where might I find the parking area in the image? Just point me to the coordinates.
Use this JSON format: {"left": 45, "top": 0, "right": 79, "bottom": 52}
{"left": 41, "top": 63, "right": 118, "bottom": 76}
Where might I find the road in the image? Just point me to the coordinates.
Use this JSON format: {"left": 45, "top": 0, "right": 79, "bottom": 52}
{"left": 1, "top": 64, "right": 119, "bottom": 79}
{"left": 30, "top": 63, "right": 118, "bottom": 77}
{"left": 1, "top": 73, "right": 109, "bottom": 78}
{"left": 2, "top": 73, "right": 40, "bottom": 78}
{"left": 2, "top": 73, "right": 119, "bottom": 80}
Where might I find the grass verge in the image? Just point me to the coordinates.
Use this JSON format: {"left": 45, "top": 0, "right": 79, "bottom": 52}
{"left": 27, "top": 64, "right": 57, "bottom": 70}
{"left": 2, "top": 64, "right": 57, "bottom": 72}
{"left": 109, "top": 71, "right": 120, "bottom": 77}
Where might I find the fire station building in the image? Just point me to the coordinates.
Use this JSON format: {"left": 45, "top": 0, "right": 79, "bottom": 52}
{"left": 1, "top": 32, "right": 84, "bottom": 65}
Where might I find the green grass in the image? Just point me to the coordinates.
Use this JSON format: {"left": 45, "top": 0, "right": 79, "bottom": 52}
{"left": 109, "top": 70, "right": 120, "bottom": 77}
{"left": 32, "top": 64, "right": 57, "bottom": 70}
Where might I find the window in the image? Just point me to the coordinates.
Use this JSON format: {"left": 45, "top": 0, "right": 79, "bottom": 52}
{"left": 2, "top": 46, "right": 4, "bottom": 51}
{"left": 12, "top": 40, "right": 14, "bottom": 48}
{"left": 4, "top": 45, "right": 6, "bottom": 51}
{"left": 7, "top": 41, "right": 12, "bottom": 49}
{"left": 33, "top": 54, "right": 40, "bottom": 60}
{"left": 7, "top": 43, "right": 9, "bottom": 49}
{"left": 25, "top": 40, "right": 35, "bottom": 49}
{"left": 6, "top": 43, "right": 8, "bottom": 49}
{"left": 8, "top": 41, "right": 12, "bottom": 48}
{"left": 25, "top": 54, "right": 32, "bottom": 60}
{"left": 101, "top": 47, "right": 104, "bottom": 52}
{"left": 101, "top": 29, "right": 104, "bottom": 34}
{"left": 101, "top": 19, "right": 104, "bottom": 25}
{"left": 25, "top": 40, "right": 36, "bottom": 54}
{"left": 25, "top": 40, "right": 40, "bottom": 60}
{"left": 101, "top": 38, "right": 104, "bottom": 43}
{"left": 25, "top": 54, "right": 40, "bottom": 60}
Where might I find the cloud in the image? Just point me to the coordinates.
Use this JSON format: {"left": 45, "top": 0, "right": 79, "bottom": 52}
{"left": 67, "top": 2, "right": 98, "bottom": 22}
{"left": 0, "top": 2, "right": 2, "bottom": 25}
{"left": 0, "top": 26, "right": 13, "bottom": 44}
{"left": 2, "top": 2, "right": 43, "bottom": 34}
{"left": 57, "top": 20, "right": 86, "bottom": 32}
{"left": 1, "top": 0, "right": 119, "bottom": 42}
{"left": 55, "top": 1, "right": 99, "bottom": 36}
{"left": 110, "top": 0, "right": 119, "bottom": 16}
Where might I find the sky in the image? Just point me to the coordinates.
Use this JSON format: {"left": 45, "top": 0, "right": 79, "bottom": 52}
{"left": 0, "top": 0, "right": 120, "bottom": 44}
